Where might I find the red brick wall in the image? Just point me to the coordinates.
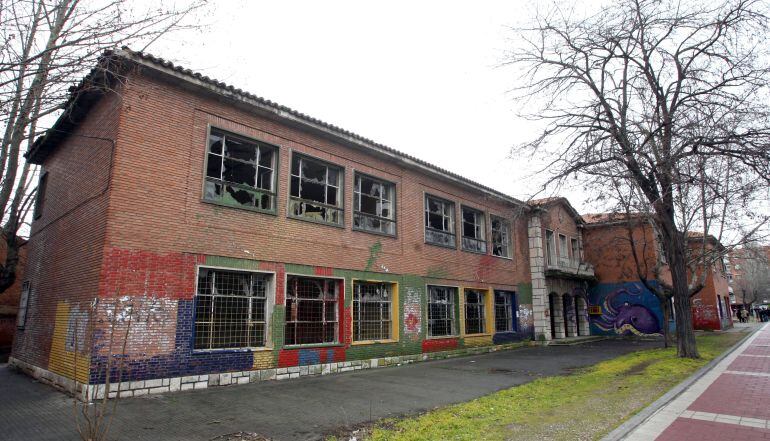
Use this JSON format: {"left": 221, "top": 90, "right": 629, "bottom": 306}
{"left": 584, "top": 222, "right": 670, "bottom": 285}
{"left": 104, "top": 70, "right": 530, "bottom": 287}
{"left": 0, "top": 240, "right": 28, "bottom": 356}
{"left": 11, "top": 89, "right": 121, "bottom": 370}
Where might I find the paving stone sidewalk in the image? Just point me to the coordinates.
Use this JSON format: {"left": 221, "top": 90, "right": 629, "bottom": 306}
{"left": 625, "top": 322, "right": 770, "bottom": 440}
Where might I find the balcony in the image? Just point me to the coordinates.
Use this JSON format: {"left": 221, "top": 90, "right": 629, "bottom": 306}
{"left": 545, "top": 256, "right": 596, "bottom": 280}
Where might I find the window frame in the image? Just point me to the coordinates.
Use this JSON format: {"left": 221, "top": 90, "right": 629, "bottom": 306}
{"left": 424, "top": 193, "right": 457, "bottom": 249}
{"left": 461, "top": 205, "right": 487, "bottom": 254}
{"left": 494, "top": 290, "right": 517, "bottom": 333}
{"left": 570, "top": 237, "right": 580, "bottom": 260}
{"left": 426, "top": 284, "right": 460, "bottom": 338}
{"left": 490, "top": 215, "right": 512, "bottom": 259}
{"left": 17, "top": 281, "right": 31, "bottom": 329}
{"left": 287, "top": 151, "right": 346, "bottom": 228}
{"left": 545, "top": 229, "right": 556, "bottom": 266}
{"left": 191, "top": 265, "right": 276, "bottom": 352}
{"left": 463, "top": 288, "right": 488, "bottom": 335}
{"left": 201, "top": 126, "right": 279, "bottom": 215}
{"left": 352, "top": 171, "right": 397, "bottom": 237}
{"left": 33, "top": 171, "right": 47, "bottom": 220}
{"left": 283, "top": 273, "right": 345, "bottom": 347}
{"left": 351, "top": 279, "right": 399, "bottom": 344}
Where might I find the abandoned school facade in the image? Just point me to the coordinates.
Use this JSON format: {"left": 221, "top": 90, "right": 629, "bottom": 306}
{"left": 9, "top": 49, "right": 729, "bottom": 399}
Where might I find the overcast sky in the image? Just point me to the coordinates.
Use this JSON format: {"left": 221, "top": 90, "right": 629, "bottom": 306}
{"left": 148, "top": 1, "right": 570, "bottom": 205}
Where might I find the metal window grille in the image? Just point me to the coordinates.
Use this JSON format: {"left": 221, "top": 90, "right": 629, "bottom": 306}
{"left": 425, "top": 195, "right": 455, "bottom": 247}
{"left": 289, "top": 155, "right": 343, "bottom": 225}
{"left": 491, "top": 216, "right": 511, "bottom": 258}
{"left": 194, "top": 268, "right": 269, "bottom": 350}
{"left": 285, "top": 276, "right": 339, "bottom": 345}
{"left": 462, "top": 207, "right": 487, "bottom": 253}
{"left": 464, "top": 289, "right": 486, "bottom": 334}
{"left": 428, "top": 285, "right": 457, "bottom": 337}
{"left": 353, "top": 174, "right": 396, "bottom": 235}
{"left": 494, "top": 292, "right": 513, "bottom": 332}
{"left": 353, "top": 281, "right": 392, "bottom": 341}
{"left": 204, "top": 128, "right": 276, "bottom": 211}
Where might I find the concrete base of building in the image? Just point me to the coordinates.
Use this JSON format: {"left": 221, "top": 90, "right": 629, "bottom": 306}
{"left": 10, "top": 341, "right": 530, "bottom": 401}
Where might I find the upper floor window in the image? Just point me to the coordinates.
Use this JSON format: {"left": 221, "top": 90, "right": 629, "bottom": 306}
{"left": 545, "top": 230, "right": 556, "bottom": 266}
{"left": 425, "top": 195, "right": 455, "bottom": 248}
{"left": 289, "top": 154, "right": 343, "bottom": 226}
{"left": 461, "top": 207, "right": 487, "bottom": 254}
{"left": 17, "top": 281, "right": 31, "bottom": 329}
{"left": 353, "top": 173, "right": 395, "bottom": 236}
{"left": 491, "top": 216, "right": 511, "bottom": 258}
{"left": 194, "top": 268, "right": 271, "bottom": 350}
{"left": 570, "top": 238, "right": 580, "bottom": 260}
{"left": 204, "top": 128, "right": 277, "bottom": 212}
{"left": 33, "top": 172, "right": 47, "bottom": 220}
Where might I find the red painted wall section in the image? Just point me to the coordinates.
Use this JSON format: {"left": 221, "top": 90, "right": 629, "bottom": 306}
{"left": 422, "top": 338, "right": 459, "bottom": 353}
{"left": 98, "top": 248, "right": 204, "bottom": 300}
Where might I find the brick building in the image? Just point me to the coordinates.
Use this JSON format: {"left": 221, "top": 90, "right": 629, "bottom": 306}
{"left": 0, "top": 238, "right": 28, "bottom": 362}
{"left": 11, "top": 49, "right": 539, "bottom": 398}
{"left": 582, "top": 213, "right": 732, "bottom": 335}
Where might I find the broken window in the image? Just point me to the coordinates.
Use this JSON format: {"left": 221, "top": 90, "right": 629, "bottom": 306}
{"left": 571, "top": 237, "right": 580, "bottom": 260}
{"left": 353, "top": 281, "right": 393, "bottom": 341}
{"left": 289, "top": 154, "right": 344, "bottom": 226}
{"left": 428, "top": 285, "right": 457, "bottom": 337}
{"left": 285, "top": 276, "right": 339, "bottom": 345}
{"left": 353, "top": 173, "right": 396, "bottom": 236}
{"left": 425, "top": 195, "right": 455, "bottom": 247}
{"left": 461, "top": 206, "right": 487, "bottom": 253}
{"left": 194, "top": 268, "right": 270, "bottom": 350}
{"left": 545, "top": 230, "right": 556, "bottom": 266}
{"left": 464, "top": 289, "right": 486, "bottom": 334}
{"left": 491, "top": 216, "right": 511, "bottom": 258}
{"left": 204, "top": 128, "right": 276, "bottom": 211}
{"left": 16, "top": 281, "right": 31, "bottom": 329}
{"left": 494, "top": 291, "right": 514, "bottom": 332}
{"left": 33, "top": 172, "right": 47, "bottom": 220}
{"left": 558, "top": 234, "right": 569, "bottom": 266}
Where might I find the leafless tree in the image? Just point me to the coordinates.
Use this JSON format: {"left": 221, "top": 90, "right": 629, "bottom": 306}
{"left": 0, "top": 0, "right": 208, "bottom": 294}
{"left": 733, "top": 245, "right": 770, "bottom": 311}
{"left": 508, "top": 0, "right": 770, "bottom": 357}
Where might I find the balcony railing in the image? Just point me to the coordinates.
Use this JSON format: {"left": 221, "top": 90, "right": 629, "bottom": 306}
{"left": 546, "top": 255, "right": 595, "bottom": 278}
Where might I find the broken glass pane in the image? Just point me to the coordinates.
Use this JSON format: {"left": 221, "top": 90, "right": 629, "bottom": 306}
{"left": 258, "top": 194, "right": 273, "bottom": 210}
{"left": 207, "top": 153, "right": 222, "bottom": 178}
{"left": 224, "top": 185, "right": 255, "bottom": 206}
{"left": 256, "top": 167, "right": 272, "bottom": 190}
{"left": 302, "top": 159, "right": 326, "bottom": 183}
{"left": 223, "top": 158, "right": 256, "bottom": 187}
{"left": 326, "top": 186, "right": 338, "bottom": 206}
{"left": 224, "top": 137, "right": 257, "bottom": 163}
{"left": 291, "top": 155, "right": 300, "bottom": 176}
{"left": 209, "top": 131, "right": 223, "bottom": 154}
{"left": 327, "top": 167, "right": 339, "bottom": 186}
{"left": 204, "top": 180, "right": 223, "bottom": 200}
{"left": 300, "top": 180, "right": 325, "bottom": 203}
{"left": 360, "top": 194, "right": 378, "bottom": 215}
{"left": 290, "top": 176, "right": 300, "bottom": 197}
{"left": 427, "top": 212, "right": 445, "bottom": 230}
{"left": 258, "top": 148, "right": 273, "bottom": 167}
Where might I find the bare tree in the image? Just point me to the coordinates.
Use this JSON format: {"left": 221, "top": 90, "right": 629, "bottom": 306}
{"left": 508, "top": 0, "right": 770, "bottom": 357}
{"left": 0, "top": 0, "right": 208, "bottom": 293}
{"left": 733, "top": 245, "right": 770, "bottom": 311}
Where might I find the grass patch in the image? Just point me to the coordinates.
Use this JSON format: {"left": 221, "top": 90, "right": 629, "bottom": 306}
{"left": 363, "top": 332, "right": 745, "bottom": 441}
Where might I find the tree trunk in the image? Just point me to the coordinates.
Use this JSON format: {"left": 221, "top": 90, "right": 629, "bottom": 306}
{"left": 660, "top": 296, "right": 672, "bottom": 349}
{"left": 670, "top": 235, "right": 699, "bottom": 358}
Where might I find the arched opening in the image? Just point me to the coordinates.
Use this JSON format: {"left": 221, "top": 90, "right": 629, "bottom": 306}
{"left": 574, "top": 296, "right": 590, "bottom": 336}
{"left": 563, "top": 294, "right": 575, "bottom": 337}
{"left": 548, "top": 292, "right": 564, "bottom": 339}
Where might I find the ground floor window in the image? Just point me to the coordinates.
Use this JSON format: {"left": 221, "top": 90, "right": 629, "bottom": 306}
{"left": 353, "top": 281, "right": 393, "bottom": 341}
{"left": 285, "top": 276, "right": 339, "bottom": 345}
{"left": 428, "top": 285, "right": 457, "bottom": 337}
{"left": 464, "top": 289, "right": 486, "bottom": 334}
{"left": 194, "top": 268, "right": 270, "bottom": 350}
{"left": 494, "top": 291, "right": 515, "bottom": 332}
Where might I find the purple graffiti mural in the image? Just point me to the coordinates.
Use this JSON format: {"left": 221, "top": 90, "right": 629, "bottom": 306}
{"left": 593, "top": 284, "right": 661, "bottom": 336}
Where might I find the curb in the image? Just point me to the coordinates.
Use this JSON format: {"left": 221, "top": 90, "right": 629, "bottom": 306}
{"left": 600, "top": 325, "right": 762, "bottom": 441}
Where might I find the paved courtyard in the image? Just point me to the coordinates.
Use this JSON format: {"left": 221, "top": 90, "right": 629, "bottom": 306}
{"left": 0, "top": 338, "right": 659, "bottom": 441}
{"left": 625, "top": 323, "right": 770, "bottom": 440}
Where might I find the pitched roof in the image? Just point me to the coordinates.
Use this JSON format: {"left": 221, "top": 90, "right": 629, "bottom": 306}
{"left": 29, "top": 47, "right": 527, "bottom": 208}
{"left": 582, "top": 211, "right": 647, "bottom": 225}
{"left": 527, "top": 196, "right": 585, "bottom": 224}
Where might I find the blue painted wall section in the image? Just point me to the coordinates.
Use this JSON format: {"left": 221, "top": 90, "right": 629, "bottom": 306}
{"left": 588, "top": 281, "right": 664, "bottom": 336}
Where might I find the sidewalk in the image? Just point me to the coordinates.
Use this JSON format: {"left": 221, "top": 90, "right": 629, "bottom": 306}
{"left": 625, "top": 322, "right": 770, "bottom": 440}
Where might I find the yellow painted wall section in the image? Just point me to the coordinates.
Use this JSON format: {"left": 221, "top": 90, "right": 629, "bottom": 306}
{"left": 252, "top": 350, "right": 275, "bottom": 370}
{"left": 48, "top": 301, "right": 90, "bottom": 383}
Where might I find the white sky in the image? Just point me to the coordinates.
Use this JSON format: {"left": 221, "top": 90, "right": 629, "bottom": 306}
{"left": 149, "top": 1, "right": 566, "bottom": 205}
